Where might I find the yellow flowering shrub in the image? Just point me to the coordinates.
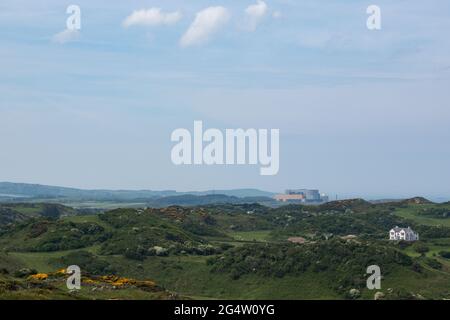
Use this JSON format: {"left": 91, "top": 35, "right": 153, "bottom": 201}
{"left": 69, "top": 273, "right": 158, "bottom": 289}
{"left": 83, "top": 278, "right": 97, "bottom": 284}
{"left": 29, "top": 273, "right": 48, "bottom": 280}
{"left": 112, "top": 277, "right": 137, "bottom": 286}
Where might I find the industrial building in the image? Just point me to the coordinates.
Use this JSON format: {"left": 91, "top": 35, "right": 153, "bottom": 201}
{"left": 274, "top": 189, "right": 329, "bottom": 204}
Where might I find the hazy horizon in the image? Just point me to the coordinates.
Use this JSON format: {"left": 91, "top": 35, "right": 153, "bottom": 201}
{"left": 1, "top": 180, "right": 449, "bottom": 203}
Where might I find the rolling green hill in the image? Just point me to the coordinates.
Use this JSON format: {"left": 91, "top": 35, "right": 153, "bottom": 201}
{"left": 1, "top": 198, "right": 450, "bottom": 300}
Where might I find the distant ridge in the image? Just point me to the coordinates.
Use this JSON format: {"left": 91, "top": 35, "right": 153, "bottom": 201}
{"left": 401, "top": 197, "right": 433, "bottom": 205}
{"left": 0, "top": 182, "right": 274, "bottom": 202}
{"left": 147, "top": 194, "right": 275, "bottom": 207}
{"left": 318, "top": 198, "right": 373, "bottom": 212}
{"left": 369, "top": 199, "right": 405, "bottom": 204}
{"left": 370, "top": 197, "right": 434, "bottom": 205}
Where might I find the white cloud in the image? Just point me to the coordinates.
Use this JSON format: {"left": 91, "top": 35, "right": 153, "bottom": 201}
{"left": 123, "top": 8, "right": 182, "bottom": 27}
{"left": 272, "top": 11, "right": 282, "bottom": 19}
{"left": 51, "top": 29, "right": 80, "bottom": 44}
{"left": 180, "top": 6, "right": 230, "bottom": 47}
{"left": 245, "top": 0, "right": 268, "bottom": 31}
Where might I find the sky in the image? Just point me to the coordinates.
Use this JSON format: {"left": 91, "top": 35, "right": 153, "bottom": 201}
{"left": 1, "top": 0, "right": 450, "bottom": 200}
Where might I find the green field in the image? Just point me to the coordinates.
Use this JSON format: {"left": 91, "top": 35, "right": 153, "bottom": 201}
{"left": 227, "top": 230, "right": 272, "bottom": 242}
{"left": 394, "top": 204, "right": 450, "bottom": 227}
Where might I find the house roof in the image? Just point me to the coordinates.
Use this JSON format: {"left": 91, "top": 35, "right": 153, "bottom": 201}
{"left": 390, "top": 226, "right": 417, "bottom": 234}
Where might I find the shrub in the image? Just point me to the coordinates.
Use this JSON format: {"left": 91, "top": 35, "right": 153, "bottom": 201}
{"left": 124, "top": 247, "right": 147, "bottom": 261}
{"left": 411, "top": 262, "right": 422, "bottom": 273}
{"left": 424, "top": 258, "right": 442, "bottom": 270}
{"left": 14, "top": 268, "right": 38, "bottom": 278}
{"left": 438, "top": 251, "right": 450, "bottom": 259}
{"left": 54, "top": 251, "right": 115, "bottom": 275}
{"left": 413, "top": 243, "right": 429, "bottom": 255}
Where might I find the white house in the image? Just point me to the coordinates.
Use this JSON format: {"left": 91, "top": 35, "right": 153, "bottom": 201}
{"left": 389, "top": 226, "right": 419, "bottom": 241}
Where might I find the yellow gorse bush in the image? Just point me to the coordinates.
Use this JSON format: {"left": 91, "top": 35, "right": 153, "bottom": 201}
{"left": 25, "top": 269, "right": 157, "bottom": 289}
{"left": 29, "top": 273, "right": 49, "bottom": 280}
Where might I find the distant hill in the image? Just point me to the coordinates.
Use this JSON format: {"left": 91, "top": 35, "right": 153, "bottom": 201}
{"left": 147, "top": 194, "right": 275, "bottom": 207}
{"left": 402, "top": 197, "right": 433, "bottom": 205}
{"left": 369, "top": 197, "right": 435, "bottom": 206}
{"left": 0, "top": 203, "right": 77, "bottom": 227}
{"left": 317, "top": 199, "right": 373, "bottom": 212}
{"left": 190, "top": 189, "right": 274, "bottom": 198}
{"left": 0, "top": 182, "right": 175, "bottom": 201}
{"left": 0, "top": 182, "right": 274, "bottom": 202}
{"left": 369, "top": 199, "right": 405, "bottom": 204}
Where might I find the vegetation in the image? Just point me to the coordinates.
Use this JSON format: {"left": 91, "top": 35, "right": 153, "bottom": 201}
{"left": 51, "top": 251, "right": 115, "bottom": 275}
{"left": 0, "top": 219, "right": 110, "bottom": 252}
{"left": 208, "top": 240, "right": 413, "bottom": 296}
{"left": 1, "top": 198, "right": 450, "bottom": 300}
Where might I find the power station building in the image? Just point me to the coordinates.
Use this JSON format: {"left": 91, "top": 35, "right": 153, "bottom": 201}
{"left": 274, "top": 189, "right": 328, "bottom": 203}
{"left": 286, "top": 189, "right": 321, "bottom": 201}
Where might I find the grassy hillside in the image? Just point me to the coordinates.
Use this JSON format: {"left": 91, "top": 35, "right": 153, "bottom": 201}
{"left": 393, "top": 203, "right": 450, "bottom": 227}
{"left": 1, "top": 199, "right": 450, "bottom": 300}
{"left": 0, "top": 203, "right": 77, "bottom": 226}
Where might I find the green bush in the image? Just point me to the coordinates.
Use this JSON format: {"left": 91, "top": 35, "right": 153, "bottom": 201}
{"left": 424, "top": 258, "right": 442, "bottom": 270}
{"left": 53, "top": 251, "right": 115, "bottom": 275}
{"left": 413, "top": 243, "right": 429, "bottom": 255}
{"left": 13, "top": 268, "right": 38, "bottom": 278}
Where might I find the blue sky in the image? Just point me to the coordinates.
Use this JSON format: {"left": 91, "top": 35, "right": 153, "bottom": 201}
{"left": 1, "top": 0, "right": 450, "bottom": 200}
